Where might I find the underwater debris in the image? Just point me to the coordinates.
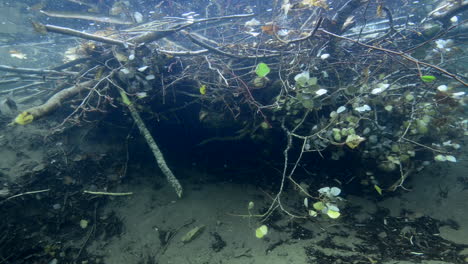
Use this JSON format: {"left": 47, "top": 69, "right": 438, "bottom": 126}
{"left": 9, "top": 50, "right": 27, "bottom": 59}
{"left": 0, "top": 0, "right": 465, "bottom": 235}
{"left": 181, "top": 225, "right": 205, "bottom": 243}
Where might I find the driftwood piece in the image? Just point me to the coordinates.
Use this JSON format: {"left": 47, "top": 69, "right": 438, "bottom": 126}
{"left": 11, "top": 80, "right": 95, "bottom": 125}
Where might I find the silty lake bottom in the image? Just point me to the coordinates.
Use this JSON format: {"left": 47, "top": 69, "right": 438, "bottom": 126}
{"left": 0, "top": 0, "right": 467, "bottom": 263}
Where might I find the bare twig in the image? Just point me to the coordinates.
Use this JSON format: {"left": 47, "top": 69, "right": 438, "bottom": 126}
{"left": 0, "top": 189, "right": 50, "bottom": 204}
{"left": 33, "top": 23, "right": 132, "bottom": 47}
{"left": 83, "top": 191, "right": 133, "bottom": 196}
{"left": 0, "top": 65, "right": 74, "bottom": 75}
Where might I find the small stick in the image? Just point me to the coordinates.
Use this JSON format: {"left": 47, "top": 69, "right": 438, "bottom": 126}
{"left": 0, "top": 65, "right": 73, "bottom": 75}
{"left": 17, "top": 90, "right": 48, "bottom": 104}
{"left": 0, "top": 82, "right": 45, "bottom": 95}
{"left": 182, "top": 30, "right": 279, "bottom": 59}
{"left": 52, "top": 57, "right": 91, "bottom": 71}
{"left": 83, "top": 190, "right": 133, "bottom": 196}
{"left": 33, "top": 22, "right": 131, "bottom": 48}
{"left": 157, "top": 49, "right": 208, "bottom": 56}
{"left": 0, "top": 78, "right": 22, "bottom": 85}
{"left": 0, "top": 189, "right": 50, "bottom": 204}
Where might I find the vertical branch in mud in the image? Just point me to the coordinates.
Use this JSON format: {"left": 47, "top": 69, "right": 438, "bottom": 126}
{"left": 119, "top": 89, "right": 183, "bottom": 198}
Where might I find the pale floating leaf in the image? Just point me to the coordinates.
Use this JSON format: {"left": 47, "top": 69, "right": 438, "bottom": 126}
{"left": 134, "top": 12, "right": 143, "bottom": 23}
{"left": 371, "top": 83, "right": 390, "bottom": 95}
{"left": 277, "top": 29, "right": 289, "bottom": 36}
{"left": 145, "top": 74, "right": 155, "bottom": 80}
{"left": 245, "top": 18, "right": 260, "bottom": 27}
{"left": 434, "top": 154, "right": 447, "bottom": 162}
{"left": 136, "top": 92, "right": 147, "bottom": 99}
{"left": 445, "top": 155, "right": 457, "bottom": 162}
{"left": 294, "top": 71, "right": 310, "bottom": 85}
{"left": 337, "top": 106, "right": 346, "bottom": 114}
{"left": 330, "top": 187, "right": 341, "bottom": 196}
{"left": 308, "top": 210, "right": 318, "bottom": 217}
{"left": 318, "top": 187, "right": 330, "bottom": 194}
{"left": 326, "top": 204, "right": 339, "bottom": 212}
{"left": 452, "top": 92, "right": 465, "bottom": 99}
{"left": 315, "top": 89, "right": 328, "bottom": 96}
{"left": 345, "top": 134, "right": 365, "bottom": 149}
{"left": 437, "top": 85, "right": 448, "bottom": 92}
{"left": 80, "top": 219, "right": 89, "bottom": 229}
{"left": 320, "top": 53, "right": 330, "bottom": 60}
{"left": 355, "top": 105, "right": 371, "bottom": 112}
{"left": 247, "top": 31, "right": 260, "bottom": 37}
{"left": 138, "top": 66, "right": 149, "bottom": 72}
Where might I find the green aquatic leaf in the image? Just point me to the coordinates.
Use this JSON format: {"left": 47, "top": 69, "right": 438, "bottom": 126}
{"left": 327, "top": 209, "right": 341, "bottom": 219}
{"left": 420, "top": 75, "right": 436, "bottom": 83}
{"left": 374, "top": 184, "right": 383, "bottom": 195}
{"left": 255, "top": 62, "right": 270, "bottom": 78}
{"left": 255, "top": 225, "right": 268, "bottom": 238}
{"left": 313, "top": 201, "right": 325, "bottom": 211}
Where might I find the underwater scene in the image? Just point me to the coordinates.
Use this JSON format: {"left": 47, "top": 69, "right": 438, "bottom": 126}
{"left": 0, "top": 0, "right": 467, "bottom": 263}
